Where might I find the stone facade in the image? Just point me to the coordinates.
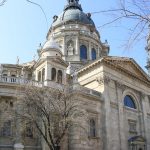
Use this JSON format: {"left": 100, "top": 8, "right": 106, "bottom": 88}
{"left": 0, "top": 0, "right": 150, "bottom": 150}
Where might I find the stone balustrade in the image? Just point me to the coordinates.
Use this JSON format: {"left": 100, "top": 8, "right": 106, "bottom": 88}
{"left": 0, "top": 76, "right": 101, "bottom": 97}
{"left": 0, "top": 75, "right": 43, "bottom": 87}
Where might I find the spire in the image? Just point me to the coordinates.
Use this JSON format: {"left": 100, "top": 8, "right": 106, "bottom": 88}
{"left": 64, "top": 0, "right": 82, "bottom": 11}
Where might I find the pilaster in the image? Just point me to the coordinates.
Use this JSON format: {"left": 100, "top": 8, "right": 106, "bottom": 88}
{"left": 115, "top": 81, "right": 127, "bottom": 150}
{"left": 97, "top": 75, "right": 111, "bottom": 150}
{"left": 140, "top": 93, "right": 149, "bottom": 149}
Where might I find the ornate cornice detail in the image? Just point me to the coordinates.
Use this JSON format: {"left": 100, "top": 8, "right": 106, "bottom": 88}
{"left": 115, "top": 81, "right": 126, "bottom": 92}
{"left": 139, "top": 92, "right": 146, "bottom": 100}
{"left": 96, "top": 75, "right": 110, "bottom": 85}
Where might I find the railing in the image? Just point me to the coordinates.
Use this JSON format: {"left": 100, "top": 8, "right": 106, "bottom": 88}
{"left": 0, "top": 76, "right": 43, "bottom": 87}
{"left": 0, "top": 76, "right": 101, "bottom": 97}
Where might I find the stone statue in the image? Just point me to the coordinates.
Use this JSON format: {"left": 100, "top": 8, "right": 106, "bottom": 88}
{"left": 21, "top": 66, "right": 25, "bottom": 78}
{"left": 0, "top": 64, "right": 3, "bottom": 75}
{"left": 16, "top": 56, "right": 19, "bottom": 65}
{"left": 66, "top": 62, "right": 73, "bottom": 75}
{"left": 67, "top": 43, "right": 74, "bottom": 55}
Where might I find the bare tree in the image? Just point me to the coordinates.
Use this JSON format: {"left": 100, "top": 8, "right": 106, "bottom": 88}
{"left": 0, "top": 0, "right": 6, "bottom": 6}
{"left": 17, "top": 85, "right": 86, "bottom": 150}
{"left": 92, "top": 0, "right": 150, "bottom": 48}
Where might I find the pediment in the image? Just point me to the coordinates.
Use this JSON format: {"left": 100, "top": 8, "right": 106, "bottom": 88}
{"left": 34, "top": 57, "right": 68, "bottom": 69}
{"left": 50, "top": 57, "right": 68, "bottom": 67}
{"left": 103, "top": 56, "right": 150, "bottom": 82}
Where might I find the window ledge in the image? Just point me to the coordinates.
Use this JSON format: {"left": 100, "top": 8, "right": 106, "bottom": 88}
{"left": 129, "top": 130, "right": 137, "bottom": 134}
{"left": 124, "top": 106, "right": 138, "bottom": 112}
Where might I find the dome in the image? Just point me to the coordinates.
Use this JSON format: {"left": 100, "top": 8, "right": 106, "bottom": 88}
{"left": 52, "top": 1, "right": 95, "bottom": 27}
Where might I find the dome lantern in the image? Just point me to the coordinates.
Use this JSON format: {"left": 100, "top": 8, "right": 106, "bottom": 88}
{"left": 64, "top": 0, "right": 82, "bottom": 11}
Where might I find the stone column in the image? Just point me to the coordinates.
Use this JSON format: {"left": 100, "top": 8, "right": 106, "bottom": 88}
{"left": 115, "top": 82, "right": 127, "bottom": 150}
{"left": 62, "top": 36, "right": 66, "bottom": 56}
{"left": 88, "top": 42, "right": 91, "bottom": 60}
{"left": 75, "top": 36, "right": 79, "bottom": 55}
{"left": 44, "top": 63, "right": 51, "bottom": 86}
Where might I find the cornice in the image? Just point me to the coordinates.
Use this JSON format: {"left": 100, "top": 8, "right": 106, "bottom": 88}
{"left": 104, "top": 60, "right": 150, "bottom": 87}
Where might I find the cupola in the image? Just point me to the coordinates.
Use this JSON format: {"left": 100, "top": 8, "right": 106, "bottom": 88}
{"left": 39, "top": 36, "right": 62, "bottom": 58}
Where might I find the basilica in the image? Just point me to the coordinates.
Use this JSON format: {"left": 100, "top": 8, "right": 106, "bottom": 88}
{"left": 0, "top": 0, "right": 150, "bottom": 150}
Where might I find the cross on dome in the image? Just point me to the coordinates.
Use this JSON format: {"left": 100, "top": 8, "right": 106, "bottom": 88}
{"left": 68, "top": 0, "right": 79, "bottom": 3}
{"left": 65, "top": 0, "right": 82, "bottom": 11}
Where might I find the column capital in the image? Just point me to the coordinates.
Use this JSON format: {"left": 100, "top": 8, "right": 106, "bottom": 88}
{"left": 96, "top": 75, "right": 110, "bottom": 85}
{"left": 115, "top": 81, "right": 126, "bottom": 92}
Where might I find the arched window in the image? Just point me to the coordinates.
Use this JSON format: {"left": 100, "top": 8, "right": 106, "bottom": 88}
{"left": 52, "top": 68, "right": 56, "bottom": 81}
{"left": 91, "top": 48, "right": 96, "bottom": 60}
{"left": 38, "top": 71, "right": 41, "bottom": 82}
{"left": 57, "top": 70, "right": 63, "bottom": 84}
{"left": 80, "top": 45, "right": 87, "bottom": 60}
{"left": 42, "top": 68, "right": 45, "bottom": 82}
{"left": 89, "top": 119, "right": 96, "bottom": 137}
{"left": 11, "top": 75, "right": 16, "bottom": 83}
{"left": 124, "top": 95, "right": 136, "bottom": 109}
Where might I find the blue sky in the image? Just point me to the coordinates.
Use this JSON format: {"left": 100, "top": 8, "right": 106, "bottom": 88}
{"left": 0, "top": 0, "right": 148, "bottom": 72}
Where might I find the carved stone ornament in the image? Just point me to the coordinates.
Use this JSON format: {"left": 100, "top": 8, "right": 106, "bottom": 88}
{"left": 140, "top": 92, "right": 146, "bottom": 100}
{"left": 116, "top": 81, "right": 126, "bottom": 92}
{"left": 96, "top": 75, "right": 110, "bottom": 85}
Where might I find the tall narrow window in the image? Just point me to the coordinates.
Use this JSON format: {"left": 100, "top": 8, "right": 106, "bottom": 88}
{"left": 91, "top": 48, "right": 96, "bottom": 60}
{"left": 57, "top": 70, "right": 63, "bottom": 84}
{"left": 25, "top": 122, "right": 33, "bottom": 138}
{"left": 89, "top": 119, "right": 96, "bottom": 137}
{"left": 3, "top": 74, "right": 7, "bottom": 82}
{"left": 42, "top": 68, "right": 45, "bottom": 82}
{"left": 38, "top": 71, "right": 41, "bottom": 82}
{"left": 1, "top": 120, "right": 12, "bottom": 136}
{"left": 80, "top": 45, "right": 87, "bottom": 60}
{"left": 11, "top": 75, "right": 16, "bottom": 83}
{"left": 124, "top": 95, "right": 136, "bottom": 109}
{"left": 52, "top": 68, "right": 56, "bottom": 81}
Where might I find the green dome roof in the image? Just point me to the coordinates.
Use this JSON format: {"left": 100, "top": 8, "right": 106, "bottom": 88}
{"left": 52, "top": 1, "right": 95, "bottom": 27}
